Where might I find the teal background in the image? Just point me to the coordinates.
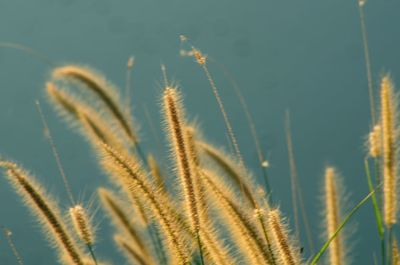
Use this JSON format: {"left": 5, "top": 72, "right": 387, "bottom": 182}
{"left": 0, "top": 0, "right": 400, "bottom": 264}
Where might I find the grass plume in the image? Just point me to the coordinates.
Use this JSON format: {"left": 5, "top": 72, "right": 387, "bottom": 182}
{"left": 98, "top": 143, "right": 190, "bottom": 264}
{"left": 0, "top": 161, "right": 85, "bottom": 265}
{"left": 380, "top": 75, "right": 398, "bottom": 227}
{"left": 51, "top": 65, "right": 138, "bottom": 144}
{"left": 267, "top": 209, "right": 301, "bottom": 265}
{"left": 324, "top": 167, "right": 345, "bottom": 265}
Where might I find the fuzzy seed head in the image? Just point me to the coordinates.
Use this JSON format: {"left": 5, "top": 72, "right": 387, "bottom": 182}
{"left": 380, "top": 75, "right": 398, "bottom": 226}
{"left": 69, "top": 205, "right": 94, "bottom": 246}
{"left": 268, "top": 209, "right": 300, "bottom": 265}
{"left": 324, "top": 167, "right": 344, "bottom": 265}
{"left": 0, "top": 162, "right": 84, "bottom": 265}
{"left": 163, "top": 87, "right": 201, "bottom": 232}
{"left": 51, "top": 65, "right": 137, "bottom": 144}
{"left": 192, "top": 48, "right": 206, "bottom": 65}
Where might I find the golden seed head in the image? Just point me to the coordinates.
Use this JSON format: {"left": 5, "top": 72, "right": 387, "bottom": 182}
{"left": 69, "top": 205, "right": 94, "bottom": 246}
{"left": 268, "top": 209, "right": 300, "bottom": 265}
{"left": 163, "top": 86, "right": 201, "bottom": 232}
{"left": 0, "top": 162, "right": 85, "bottom": 265}
{"left": 192, "top": 48, "right": 207, "bottom": 65}
{"left": 380, "top": 74, "right": 398, "bottom": 226}
{"left": 324, "top": 166, "right": 344, "bottom": 265}
{"left": 51, "top": 65, "right": 138, "bottom": 144}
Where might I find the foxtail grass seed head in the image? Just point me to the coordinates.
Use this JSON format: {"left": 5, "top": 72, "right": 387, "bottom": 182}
{"left": 69, "top": 205, "right": 94, "bottom": 246}
{"left": 324, "top": 167, "right": 344, "bottom": 265}
{"left": 268, "top": 209, "right": 301, "bottom": 265}
{"left": 51, "top": 65, "right": 138, "bottom": 144}
{"left": 192, "top": 48, "right": 207, "bottom": 65}
{"left": 380, "top": 75, "right": 398, "bottom": 227}
{"left": 46, "top": 82, "right": 79, "bottom": 119}
{"left": 0, "top": 161, "right": 85, "bottom": 265}
{"left": 99, "top": 143, "right": 190, "bottom": 264}
{"left": 163, "top": 87, "right": 201, "bottom": 233}
{"left": 202, "top": 170, "right": 273, "bottom": 264}
{"left": 98, "top": 188, "right": 148, "bottom": 256}
{"left": 4, "top": 38, "right": 398, "bottom": 265}
{"left": 47, "top": 81, "right": 128, "bottom": 154}
{"left": 198, "top": 141, "right": 256, "bottom": 209}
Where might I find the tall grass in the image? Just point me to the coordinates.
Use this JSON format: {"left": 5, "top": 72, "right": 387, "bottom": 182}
{"left": 0, "top": 2, "right": 399, "bottom": 265}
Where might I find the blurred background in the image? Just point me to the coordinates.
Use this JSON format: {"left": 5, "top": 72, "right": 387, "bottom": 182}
{"left": 0, "top": 0, "right": 400, "bottom": 264}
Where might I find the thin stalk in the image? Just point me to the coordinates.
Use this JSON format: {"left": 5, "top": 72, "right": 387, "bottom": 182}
{"left": 0, "top": 42, "right": 54, "bottom": 66}
{"left": 87, "top": 245, "right": 98, "bottom": 265}
{"left": 364, "top": 158, "right": 385, "bottom": 265}
{"left": 285, "top": 111, "right": 314, "bottom": 253}
{"left": 35, "top": 101, "right": 75, "bottom": 205}
{"left": 210, "top": 58, "right": 272, "bottom": 200}
{"left": 358, "top": 2, "right": 376, "bottom": 125}
{"left": 191, "top": 49, "right": 245, "bottom": 196}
